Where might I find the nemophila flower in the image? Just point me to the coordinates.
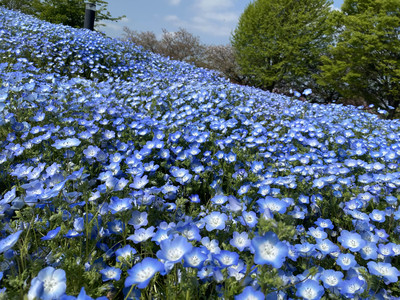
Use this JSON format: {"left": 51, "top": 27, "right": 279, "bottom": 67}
{"left": 211, "top": 194, "right": 228, "bottom": 205}
{"left": 201, "top": 237, "right": 221, "bottom": 254}
{"left": 315, "top": 239, "right": 339, "bottom": 256}
{"left": 179, "top": 224, "right": 201, "bottom": 241}
{"left": 157, "top": 235, "right": 192, "bottom": 263}
{"left": 238, "top": 184, "right": 250, "bottom": 195}
{"left": 214, "top": 250, "right": 239, "bottom": 268}
{"left": 321, "top": 269, "right": 343, "bottom": 289}
{"left": 252, "top": 232, "right": 288, "bottom": 268}
{"left": 0, "top": 230, "right": 23, "bottom": 253}
{"left": 108, "top": 220, "right": 125, "bottom": 234}
{"left": 307, "top": 227, "right": 327, "bottom": 240}
{"left": 314, "top": 218, "right": 334, "bottom": 230}
{"left": 183, "top": 247, "right": 209, "bottom": 269}
{"left": 369, "top": 209, "right": 386, "bottom": 223}
{"left": 338, "top": 230, "right": 366, "bottom": 252}
{"left": 130, "top": 175, "right": 148, "bottom": 189}
{"left": 41, "top": 226, "right": 61, "bottom": 241}
{"left": 108, "top": 197, "right": 132, "bottom": 214}
{"left": 116, "top": 245, "right": 137, "bottom": 263}
{"left": 360, "top": 242, "right": 378, "bottom": 260}
{"left": 378, "top": 243, "right": 394, "bottom": 257}
{"left": 230, "top": 231, "right": 251, "bottom": 252}
{"left": 100, "top": 266, "right": 121, "bottom": 282}
{"left": 51, "top": 138, "right": 81, "bottom": 149}
{"left": 128, "top": 211, "right": 148, "bottom": 229}
{"left": 367, "top": 261, "right": 400, "bottom": 283}
{"left": 128, "top": 227, "right": 155, "bottom": 243}
{"left": 125, "top": 257, "right": 164, "bottom": 289}
{"left": 239, "top": 210, "right": 258, "bottom": 228}
{"left": 295, "top": 242, "right": 316, "bottom": 258}
{"left": 235, "top": 286, "right": 265, "bottom": 300}
{"left": 338, "top": 277, "right": 365, "bottom": 298}
{"left": 203, "top": 211, "right": 228, "bottom": 231}
{"left": 28, "top": 267, "right": 66, "bottom": 300}
{"left": 189, "top": 194, "right": 200, "bottom": 203}
{"left": 336, "top": 253, "right": 357, "bottom": 270}
{"left": 295, "top": 279, "right": 324, "bottom": 300}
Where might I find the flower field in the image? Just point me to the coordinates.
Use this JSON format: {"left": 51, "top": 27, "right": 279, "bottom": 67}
{"left": 1, "top": 6, "right": 400, "bottom": 299}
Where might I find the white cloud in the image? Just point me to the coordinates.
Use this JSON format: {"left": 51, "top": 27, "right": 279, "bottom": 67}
{"left": 168, "top": 0, "right": 181, "bottom": 5}
{"left": 194, "top": 0, "right": 234, "bottom": 12}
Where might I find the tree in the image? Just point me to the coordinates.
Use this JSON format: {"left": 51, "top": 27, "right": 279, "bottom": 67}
{"left": 123, "top": 27, "right": 161, "bottom": 53}
{"left": 231, "top": 0, "right": 334, "bottom": 92}
{"left": 317, "top": 0, "right": 400, "bottom": 118}
{"left": 158, "top": 28, "right": 206, "bottom": 64}
{"left": 203, "top": 45, "right": 244, "bottom": 84}
{"left": 1, "top": 0, "right": 122, "bottom": 28}
{"left": 0, "top": 0, "right": 36, "bottom": 14}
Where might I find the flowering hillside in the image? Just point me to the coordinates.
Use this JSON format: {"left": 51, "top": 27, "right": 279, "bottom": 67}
{"left": 1, "top": 7, "right": 400, "bottom": 299}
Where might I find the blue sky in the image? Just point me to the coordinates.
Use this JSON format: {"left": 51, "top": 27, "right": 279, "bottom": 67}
{"left": 102, "top": 0, "right": 344, "bottom": 45}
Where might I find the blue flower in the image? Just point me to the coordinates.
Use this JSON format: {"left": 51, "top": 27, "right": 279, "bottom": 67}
{"left": 320, "top": 269, "right": 343, "bottom": 289}
{"left": 239, "top": 211, "right": 258, "bottom": 228}
{"left": 51, "top": 138, "right": 81, "bottom": 149}
{"left": 360, "top": 242, "right": 378, "bottom": 260}
{"left": 156, "top": 235, "right": 193, "bottom": 263}
{"left": 336, "top": 253, "right": 357, "bottom": 271}
{"left": 129, "top": 175, "right": 149, "bottom": 189}
{"left": 115, "top": 245, "right": 137, "bottom": 263}
{"left": 295, "top": 279, "right": 324, "bottom": 300}
{"left": 28, "top": 267, "right": 66, "bottom": 300}
{"left": 234, "top": 286, "right": 265, "bottom": 300}
{"left": 203, "top": 212, "right": 228, "bottom": 231}
{"left": 211, "top": 194, "right": 228, "bottom": 205}
{"left": 108, "top": 197, "right": 132, "bottom": 214}
{"left": 41, "top": 227, "right": 61, "bottom": 241}
{"left": 230, "top": 231, "right": 251, "bottom": 252}
{"left": 251, "top": 232, "right": 288, "bottom": 268}
{"left": 337, "top": 230, "right": 366, "bottom": 252}
{"left": 0, "top": 230, "right": 23, "bottom": 253}
{"left": 128, "top": 211, "right": 148, "bottom": 229}
{"left": 127, "top": 226, "right": 155, "bottom": 243}
{"left": 214, "top": 250, "right": 239, "bottom": 268}
{"left": 125, "top": 257, "right": 164, "bottom": 289}
{"left": 99, "top": 266, "right": 121, "bottom": 282}
{"left": 367, "top": 261, "right": 400, "bottom": 283}
{"left": 183, "top": 247, "right": 209, "bottom": 269}
{"left": 315, "top": 238, "right": 339, "bottom": 255}
{"left": 338, "top": 277, "right": 365, "bottom": 298}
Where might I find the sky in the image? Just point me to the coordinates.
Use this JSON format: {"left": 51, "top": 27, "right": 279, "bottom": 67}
{"left": 101, "top": 0, "right": 345, "bottom": 45}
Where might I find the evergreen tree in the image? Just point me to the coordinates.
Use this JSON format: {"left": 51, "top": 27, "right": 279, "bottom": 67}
{"left": 0, "top": 0, "right": 122, "bottom": 28}
{"left": 231, "top": 0, "right": 334, "bottom": 93}
{"left": 318, "top": 0, "right": 400, "bottom": 118}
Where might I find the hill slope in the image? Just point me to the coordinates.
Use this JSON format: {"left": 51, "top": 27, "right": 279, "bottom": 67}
{"left": 1, "top": 6, "right": 400, "bottom": 299}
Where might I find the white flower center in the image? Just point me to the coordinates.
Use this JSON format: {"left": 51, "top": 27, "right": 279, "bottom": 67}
{"left": 167, "top": 248, "right": 183, "bottom": 261}
{"left": 378, "top": 266, "right": 390, "bottom": 275}
{"left": 43, "top": 278, "right": 58, "bottom": 292}
{"left": 259, "top": 241, "right": 278, "bottom": 260}
{"left": 348, "top": 239, "right": 358, "bottom": 248}
{"left": 189, "top": 255, "right": 200, "bottom": 266}
{"left": 326, "top": 276, "right": 338, "bottom": 286}
{"left": 210, "top": 216, "right": 221, "bottom": 226}
{"left": 303, "top": 287, "right": 316, "bottom": 299}
{"left": 137, "top": 267, "right": 153, "bottom": 281}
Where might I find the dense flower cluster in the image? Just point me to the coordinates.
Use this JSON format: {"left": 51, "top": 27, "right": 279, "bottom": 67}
{"left": 0, "top": 6, "right": 400, "bottom": 299}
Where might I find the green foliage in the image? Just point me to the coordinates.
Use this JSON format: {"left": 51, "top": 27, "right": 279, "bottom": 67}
{"left": 231, "top": 0, "right": 334, "bottom": 92}
{"left": 0, "top": 0, "right": 123, "bottom": 28}
{"left": 318, "top": 0, "right": 400, "bottom": 118}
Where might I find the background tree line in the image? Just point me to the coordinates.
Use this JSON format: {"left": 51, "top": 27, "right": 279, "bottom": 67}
{"left": 124, "top": 0, "right": 400, "bottom": 119}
